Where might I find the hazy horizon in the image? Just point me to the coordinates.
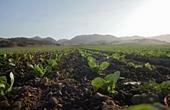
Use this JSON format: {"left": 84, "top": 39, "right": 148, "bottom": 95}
{"left": 0, "top": 0, "right": 170, "bottom": 40}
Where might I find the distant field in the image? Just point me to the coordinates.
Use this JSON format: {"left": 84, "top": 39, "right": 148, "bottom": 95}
{"left": 0, "top": 45, "right": 77, "bottom": 54}
{"left": 1, "top": 44, "right": 170, "bottom": 55}
{"left": 82, "top": 44, "right": 170, "bottom": 57}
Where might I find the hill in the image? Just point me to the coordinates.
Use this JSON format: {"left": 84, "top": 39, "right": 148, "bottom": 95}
{"left": 56, "top": 34, "right": 168, "bottom": 45}
{"left": 0, "top": 37, "right": 58, "bottom": 48}
{"left": 151, "top": 34, "right": 170, "bottom": 43}
{"left": 31, "top": 36, "right": 57, "bottom": 44}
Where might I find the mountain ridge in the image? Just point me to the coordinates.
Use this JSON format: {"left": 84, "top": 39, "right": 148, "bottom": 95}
{"left": 0, "top": 34, "right": 169, "bottom": 47}
{"left": 56, "top": 34, "right": 170, "bottom": 45}
{"left": 0, "top": 37, "right": 58, "bottom": 47}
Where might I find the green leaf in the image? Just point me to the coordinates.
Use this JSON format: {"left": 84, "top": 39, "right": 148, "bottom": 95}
{"left": 128, "top": 104, "right": 159, "bottom": 110}
{"left": 91, "top": 77, "right": 106, "bottom": 89}
{"left": 0, "top": 72, "right": 14, "bottom": 96}
{"left": 0, "top": 76, "right": 7, "bottom": 84}
{"left": 88, "top": 57, "right": 97, "bottom": 69}
{"left": 30, "top": 64, "right": 46, "bottom": 77}
{"left": 0, "top": 84, "right": 5, "bottom": 89}
{"left": 28, "top": 64, "right": 34, "bottom": 69}
{"left": 104, "top": 71, "right": 120, "bottom": 84}
{"left": 47, "top": 59, "right": 57, "bottom": 67}
{"left": 6, "top": 72, "right": 14, "bottom": 92}
{"left": 99, "top": 62, "right": 109, "bottom": 71}
{"left": 104, "top": 71, "right": 120, "bottom": 93}
{"left": 9, "top": 62, "right": 16, "bottom": 67}
{"left": 0, "top": 90, "right": 5, "bottom": 96}
{"left": 87, "top": 56, "right": 95, "bottom": 62}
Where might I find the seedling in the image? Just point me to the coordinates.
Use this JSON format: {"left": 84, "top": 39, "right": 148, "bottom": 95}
{"left": 29, "top": 64, "right": 47, "bottom": 77}
{"left": 144, "top": 63, "right": 155, "bottom": 70}
{"left": 139, "top": 80, "right": 170, "bottom": 92}
{"left": 112, "top": 53, "right": 125, "bottom": 61}
{"left": 128, "top": 62, "right": 143, "bottom": 69}
{"left": 0, "top": 72, "right": 14, "bottom": 96}
{"left": 47, "top": 59, "right": 57, "bottom": 69}
{"left": 55, "top": 53, "right": 62, "bottom": 62}
{"left": 91, "top": 71, "right": 120, "bottom": 93}
{"left": 87, "top": 56, "right": 110, "bottom": 72}
{"left": 79, "top": 49, "right": 92, "bottom": 58}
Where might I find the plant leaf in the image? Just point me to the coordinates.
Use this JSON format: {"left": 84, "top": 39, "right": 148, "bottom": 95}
{"left": 91, "top": 77, "right": 106, "bottom": 89}
{"left": 104, "top": 71, "right": 120, "bottom": 84}
{"left": 0, "top": 76, "right": 7, "bottom": 84}
{"left": 128, "top": 104, "right": 159, "bottom": 110}
{"left": 6, "top": 72, "right": 14, "bottom": 92}
{"left": 0, "top": 84, "right": 5, "bottom": 89}
{"left": 99, "top": 62, "right": 109, "bottom": 71}
{"left": 104, "top": 71, "right": 120, "bottom": 93}
{"left": 88, "top": 57, "right": 97, "bottom": 69}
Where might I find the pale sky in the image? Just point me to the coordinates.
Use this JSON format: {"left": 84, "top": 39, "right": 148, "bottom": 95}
{"left": 0, "top": 0, "right": 170, "bottom": 40}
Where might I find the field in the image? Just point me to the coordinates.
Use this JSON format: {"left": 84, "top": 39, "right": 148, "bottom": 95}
{"left": 0, "top": 45, "right": 170, "bottom": 110}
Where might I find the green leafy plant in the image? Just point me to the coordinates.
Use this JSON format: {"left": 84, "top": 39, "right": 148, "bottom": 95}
{"left": 0, "top": 72, "right": 14, "bottom": 96}
{"left": 144, "top": 63, "right": 155, "bottom": 70}
{"left": 139, "top": 80, "right": 170, "bottom": 92}
{"left": 47, "top": 59, "right": 57, "bottom": 69}
{"left": 91, "top": 71, "right": 120, "bottom": 93}
{"left": 128, "top": 62, "right": 143, "bottom": 69}
{"left": 55, "top": 53, "right": 62, "bottom": 62}
{"left": 28, "top": 53, "right": 33, "bottom": 61}
{"left": 128, "top": 104, "right": 159, "bottom": 110}
{"left": 87, "top": 56, "right": 110, "bottom": 72}
{"left": 8, "top": 58, "right": 16, "bottom": 67}
{"left": 29, "top": 64, "right": 47, "bottom": 77}
{"left": 112, "top": 53, "right": 125, "bottom": 61}
{"left": 79, "top": 49, "right": 92, "bottom": 58}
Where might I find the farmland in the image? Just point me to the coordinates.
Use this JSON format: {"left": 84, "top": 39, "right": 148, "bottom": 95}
{"left": 0, "top": 45, "right": 170, "bottom": 110}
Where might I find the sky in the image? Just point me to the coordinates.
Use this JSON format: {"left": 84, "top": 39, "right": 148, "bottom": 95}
{"left": 0, "top": 0, "right": 170, "bottom": 40}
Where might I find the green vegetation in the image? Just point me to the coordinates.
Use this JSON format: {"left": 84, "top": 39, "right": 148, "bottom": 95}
{"left": 128, "top": 104, "right": 159, "bottom": 110}
{"left": 91, "top": 71, "right": 120, "bottom": 93}
{"left": 0, "top": 72, "right": 14, "bottom": 96}
{"left": 82, "top": 45, "right": 170, "bottom": 58}
{"left": 144, "top": 63, "right": 155, "bottom": 70}
{"left": 29, "top": 64, "right": 47, "bottom": 77}
{"left": 139, "top": 80, "right": 170, "bottom": 92}
{"left": 87, "top": 56, "right": 110, "bottom": 72}
{"left": 0, "top": 45, "right": 170, "bottom": 109}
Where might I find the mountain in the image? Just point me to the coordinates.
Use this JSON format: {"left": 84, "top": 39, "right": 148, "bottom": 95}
{"left": 31, "top": 36, "right": 42, "bottom": 40}
{"left": 114, "top": 39, "right": 167, "bottom": 45}
{"left": 151, "top": 34, "right": 170, "bottom": 43}
{"left": 57, "top": 34, "right": 119, "bottom": 45}
{"left": 44, "top": 37, "right": 57, "bottom": 44}
{"left": 0, "top": 37, "right": 58, "bottom": 48}
{"left": 57, "top": 34, "right": 168, "bottom": 45}
{"left": 56, "top": 39, "right": 69, "bottom": 44}
{"left": 120, "top": 35, "right": 144, "bottom": 40}
{"left": 0, "top": 34, "right": 169, "bottom": 47}
{"left": 31, "top": 36, "right": 57, "bottom": 44}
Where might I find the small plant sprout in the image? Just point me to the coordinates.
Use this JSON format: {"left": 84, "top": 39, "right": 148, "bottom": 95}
{"left": 91, "top": 71, "right": 120, "bottom": 93}
{"left": 47, "top": 59, "right": 57, "bottom": 69}
{"left": 112, "top": 53, "right": 125, "bottom": 61}
{"left": 128, "top": 62, "right": 143, "bottom": 69}
{"left": 0, "top": 72, "right": 15, "bottom": 96}
{"left": 55, "top": 53, "right": 62, "bottom": 62}
{"left": 8, "top": 58, "right": 16, "bottom": 67}
{"left": 144, "top": 63, "right": 155, "bottom": 70}
{"left": 29, "top": 64, "right": 47, "bottom": 77}
{"left": 87, "top": 56, "right": 110, "bottom": 72}
{"left": 3, "top": 54, "right": 7, "bottom": 59}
